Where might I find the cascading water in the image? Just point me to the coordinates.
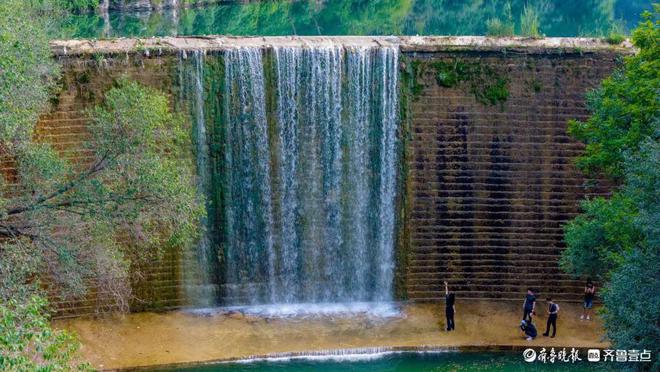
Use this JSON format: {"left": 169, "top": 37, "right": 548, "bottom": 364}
{"left": 178, "top": 50, "right": 218, "bottom": 307}
{"left": 180, "top": 43, "right": 400, "bottom": 310}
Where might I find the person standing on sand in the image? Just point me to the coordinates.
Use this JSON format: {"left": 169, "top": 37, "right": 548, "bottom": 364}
{"left": 444, "top": 281, "right": 455, "bottom": 331}
{"left": 522, "top": 288, "right": 536, "bottom": 322}
{"left": 543, "top": 297, "right": 559, "bottom": 338}
{"left": 581, "top": 280, "right": 596, "bottom": 320}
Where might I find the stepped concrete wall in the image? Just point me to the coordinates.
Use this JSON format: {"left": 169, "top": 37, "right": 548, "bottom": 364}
{"left": 39, "top": 36, "right": 629, "bottom": 317}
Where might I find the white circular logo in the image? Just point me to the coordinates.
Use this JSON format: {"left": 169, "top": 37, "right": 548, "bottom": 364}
{"left": 523, "top": 348, "right": 537, "bottom": 362}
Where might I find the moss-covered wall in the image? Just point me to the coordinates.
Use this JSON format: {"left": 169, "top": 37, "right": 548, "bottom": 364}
{"left": 40, "top": 37, "right": 626, "bottom": 317}
{"left": 400, "top": 49, "right": 619, "bottom": 302}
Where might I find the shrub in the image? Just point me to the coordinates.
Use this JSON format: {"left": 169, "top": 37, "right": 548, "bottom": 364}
{"left": 520, "top": 3, "right": 542, "bottom": 38}
{"left": 0, "top": 296, "right": 91, "bottom": 371}
{"left": 486, "top": 18, "right": 515, "bottom": 37}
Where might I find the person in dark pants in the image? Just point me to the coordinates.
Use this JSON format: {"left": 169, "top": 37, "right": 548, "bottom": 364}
{"left": 444, "top": 281, "right": 455, "bottom": 331}
{"left": 543, "top": 298, "right": 560, "bottom": 338}
{"left": 522, "top": 288, "right": 536, "bottom": 322}
{"left": 581, "top": 280, "right": 596, "bottom": 320}
{"left": 520, "top": 319, "right": 537, "bottom": 341}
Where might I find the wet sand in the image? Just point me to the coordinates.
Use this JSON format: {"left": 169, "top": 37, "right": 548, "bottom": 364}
{"left": 54, "top": 301, "right": 608, "bottom": 370}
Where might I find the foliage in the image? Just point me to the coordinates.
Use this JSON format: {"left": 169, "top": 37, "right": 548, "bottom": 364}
{"left": 486, "top": 1, "right": 515, "bottom": 36}
{"left": 568, "top": 8, "right": 659, "bottom": 179}
{"left": 0, "top": 296, "right": 91, "bottom": 371}
{"left": 605, "top": 32, "right": 626, "bottom": 44}
{"left": 601, "top": 246, "right": 660, "bottom": 371}
{"left": 2, "top": 78, "right": 202, "bottom": 308}
{"left": 605, "top": 21, "right": 627, "bottom": 44}
{"left": 0, "top": 0, "right": 60, "bottom": 151}
{"left": 520, "top": 2, "right": 542, "bottom": 38}
{"left": 1, "top": 0, "right": 201, "bottom": 368}
{"left": 561, "top": 190, "right": 642, "bottom": 279}
{"left": 57, "top": 0, "right": 99, "bottom": 12}
{"left": 486, "top": 18, "right": 515, "bottom": 37}
{"left": 431, "top": 59, "right": 509, "bottom": 107}
{"left": 65, "top": 0, "right": 635, "bottom": 39}
{"left": 562, "top": 7, "right": 659, "bottom": 358}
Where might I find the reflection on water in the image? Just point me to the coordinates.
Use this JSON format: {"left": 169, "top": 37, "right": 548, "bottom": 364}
{"left": 64, "top": 0, "right": 652, "bottom": 39}
{"left": 152, "top": 351, "right": 616, "bottom": 371}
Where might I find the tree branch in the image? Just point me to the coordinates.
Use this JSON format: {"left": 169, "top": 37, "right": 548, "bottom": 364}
{"left": 5, "top": 152, "right": 113, "bottom": 217}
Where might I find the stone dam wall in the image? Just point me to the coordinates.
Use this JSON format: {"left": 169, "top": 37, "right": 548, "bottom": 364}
{"left": 42, "top": 36, "right": 628, "bottom": 317}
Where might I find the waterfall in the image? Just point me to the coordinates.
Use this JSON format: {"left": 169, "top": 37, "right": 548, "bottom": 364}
{"left": 181, "top": 43, "right": 400, "bottom": 307}
{"left": 222, "top": 47, "right": 275, "bottom": 303}
{"left": 179, "top": 50, "right": 218, "bottom": 307}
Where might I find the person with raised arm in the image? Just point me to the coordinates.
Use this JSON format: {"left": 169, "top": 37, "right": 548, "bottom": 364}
{"left": 444, "top": 281, "right": 456, "bottom": 331}
{"left": 581, "top": 279, "right": 596, "bottom": 320}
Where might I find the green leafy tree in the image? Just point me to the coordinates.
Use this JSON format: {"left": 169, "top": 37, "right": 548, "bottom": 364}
{"left": 0, "top": 296, "right": 91, "bottom": 371}
{"left": 568, "top": 7, "right": 659, "bottom": 180}
{"left": 561, "top": 8, "right": 659, "bottom": 280}
{"left": 561, "top": 8, "right": 659, "bottom": 363}
{"left": 2, "top": 78, "right": 201, "bottom": 307}
{"left": 1, "top": 0, "right": 201, "bottom": 368}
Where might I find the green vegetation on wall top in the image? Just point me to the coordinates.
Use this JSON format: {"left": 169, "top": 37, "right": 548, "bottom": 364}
{"left": 402, "top": 57, "right": 510, "bottom": 108}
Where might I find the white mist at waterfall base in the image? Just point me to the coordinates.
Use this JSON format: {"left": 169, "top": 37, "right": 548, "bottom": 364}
{"left": 187, "top": 301, "right": 402, "bottom": 319}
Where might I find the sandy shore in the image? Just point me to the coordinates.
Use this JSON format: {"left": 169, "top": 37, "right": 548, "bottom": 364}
{"left": 54, "top": 300, "right": 607, "bottom": 370}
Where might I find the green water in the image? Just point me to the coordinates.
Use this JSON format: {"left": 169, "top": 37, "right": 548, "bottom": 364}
{"left": 64, "top": 0, "right": 652, "bottom": 39}
{"left": 154, "top": 352, "right": 623, "bottom": 371}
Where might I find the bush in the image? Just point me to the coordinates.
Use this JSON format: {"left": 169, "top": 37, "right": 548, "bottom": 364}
{"left": 0, "top": 296, "right": 91, "bottom": 371}
{"left": 486, "top": 18, "right": 515, "bottom": 37}
{"left": 520, "top": 3, "right": 542, "bottom": 38}
{"left": 486, "top": 1, "right": 514, "bottom": 37}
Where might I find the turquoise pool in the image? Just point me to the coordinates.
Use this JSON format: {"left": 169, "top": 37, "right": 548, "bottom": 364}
{"left": 152, "top": 351, "right": 622, "bottom": 371}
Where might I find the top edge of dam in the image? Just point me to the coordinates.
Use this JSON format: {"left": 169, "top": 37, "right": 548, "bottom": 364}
{"left": 50, "top": 36, "right": 635, "bottom": 56}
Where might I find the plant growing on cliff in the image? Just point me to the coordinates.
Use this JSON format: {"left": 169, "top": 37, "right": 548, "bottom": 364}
{"left": 520, "top": 3, "right": 542, "bottom": 38}
{"left": 486, "top": 1, "right": 514, "bottom": 37}
{"left": 561, "top": 8, "right": 659, "bottom": 364}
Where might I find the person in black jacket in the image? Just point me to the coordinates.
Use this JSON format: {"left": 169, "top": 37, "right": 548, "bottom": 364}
{"left": 520, "top": 319, "right": 537, "bottom": 341}
{"left": 522, "top": 288, "right": 536, "bottom": 322}
{"left": 444, "top": 281, "right": 455, "bottom": 331}
{"left": 543, "top": 298, "right": 560, "bottom": 338}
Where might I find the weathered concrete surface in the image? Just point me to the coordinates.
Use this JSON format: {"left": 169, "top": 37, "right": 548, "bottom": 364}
{"left": 50, "top": 36, "right": 633, "bottom": 56}
{"left": 54, "top": 301, "right": 607, "bottom": 370}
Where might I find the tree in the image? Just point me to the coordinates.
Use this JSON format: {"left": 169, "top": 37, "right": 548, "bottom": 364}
{"left": 1, "top": 79, "right": 201, "bottom": 307}
{"left": 561, "top": 8, "right": 659, "bottom": 365}
{"left": 561, "top": 7, "right": 659, "bottom": 280}
{"left": 567, "top": 6, "right": 659, "bottom": 180}
{"left": 1, "top": 0, "right": 201, "bottom": 368}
